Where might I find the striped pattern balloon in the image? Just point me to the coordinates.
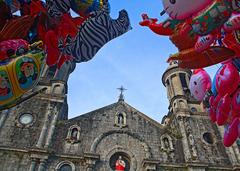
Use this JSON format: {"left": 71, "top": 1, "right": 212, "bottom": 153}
{"left": 63, "top": 2, "right": 131, "bottom": 63}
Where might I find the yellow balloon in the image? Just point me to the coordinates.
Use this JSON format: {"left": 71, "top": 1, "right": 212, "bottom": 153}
{"left": 0, "top": 50, "right": 45, "bottom": 110}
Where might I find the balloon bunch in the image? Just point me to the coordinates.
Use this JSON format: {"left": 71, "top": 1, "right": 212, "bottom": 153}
{"left": 189, "top": 59, "right": 240, "bottom": 147}
{"left": 0, "top": 0, "right": 131, "bottom": 110}
{"left": 140, "top": 0, "right": 240, "bottom": 69}
{"left": 140, "top": 0, "right": 240, "bottom": 147}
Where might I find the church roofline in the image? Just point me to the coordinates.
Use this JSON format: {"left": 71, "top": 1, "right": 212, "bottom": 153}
{"left": 68, "top": 100, "right": 164, "bottom": 129}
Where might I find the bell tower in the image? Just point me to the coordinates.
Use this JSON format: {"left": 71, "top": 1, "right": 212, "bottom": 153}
{"left": 161, "top": 62, "right": 240, "bottom": 168}
{"left": 162, "top": 61, "right": 202, "bottom": 114}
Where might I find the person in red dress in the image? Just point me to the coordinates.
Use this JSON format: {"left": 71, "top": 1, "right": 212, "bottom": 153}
{"left": 115, "top": 156, "right": 125, "bottom": 171}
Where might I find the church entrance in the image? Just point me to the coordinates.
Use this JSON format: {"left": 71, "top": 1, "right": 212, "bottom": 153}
{"left": 109, "top": 152, "right": 130, "bottom": 171}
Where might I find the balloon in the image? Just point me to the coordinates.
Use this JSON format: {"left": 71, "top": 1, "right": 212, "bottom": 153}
{"left": 0, "top": 15, "right": 36, "bottom": 41}
{"left": 191, "top": 0, "right": 231, "bottom": 36}
{"left": 208, "top": 95, "right": 221, "bottom": 122}
{"left": 223, "top": 118, "right": 239, "bottom": 147}
{"left": 0, "top": 39, "right": 29, "bottom": 61}
{"left": 206, "top": 107, "right": 216, "bottom": 123}
{"left": 232, "top": 57, "right": 240, "bottom": 71}
{"left": 215, "top": 62, "right": 239, "bottom": 96}
{"left": 211, "top": 67, "right": 219, "bottom": 97}
{"left": 70, "top": 0, "right": 105, "bottom": 16}
{"left": 140, "top": 0, "right": 240, "bottom": 69}
{"left": 232, "top": 88, "right": 240, "bottom": 114}
{"left": 162, "top": 0, "right": 213, "bottom": 20}
{"left": 62, "top": 6, "right": 131, "bottom": 63}
{"left": 140, "top": 0, "right": 240, "bottom": 147}
{"left": 0, "top": 49, "right": 45, "bottom": 110}
{"left": 216, "top": 94, "right": 231, "bottom": 126}
{"left": 189, "top": 69, "right": 211, "bottom": 101}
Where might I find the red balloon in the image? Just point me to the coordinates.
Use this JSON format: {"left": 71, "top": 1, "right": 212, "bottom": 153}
{"left": 216, "top": 94, "right": 231, "bottom": 126}
{"left": 45, "top": 30, "right": 60, "bottom": 66}
{"left": 224, "top": 118, "right": 239, "bottom": 147}
{"left": 216, "top": 62, "right": 239, "bottom": 97}
{"left": 232, "top": 88, "right": 240, "bottom": 114}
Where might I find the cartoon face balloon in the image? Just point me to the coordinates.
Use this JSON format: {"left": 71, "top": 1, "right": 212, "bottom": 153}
{"left": 189, "top": 69, "right": 212, "bottom": 101}
{"left": 162, "top": 0, "right": 213, "bottom": 20}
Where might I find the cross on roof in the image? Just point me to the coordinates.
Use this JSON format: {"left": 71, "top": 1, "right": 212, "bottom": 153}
{"left": 117, "top": 86, "right": 127, "bottom": 102}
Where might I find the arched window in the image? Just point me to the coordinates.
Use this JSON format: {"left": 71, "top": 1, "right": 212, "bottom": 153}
{"left": 59, "top": 164, "right": 72, "bottom": 171}
{"left": 53, "top": 84, "right": 64, "bottom": 94}
{"left": 56, "top": 161, "right": 75, "bottom": 171}
{"left": 115, "top": 112, "right": 127, "bottom": 128}
{"left": 66, "top": 125, "right": 81, "bottom": 143}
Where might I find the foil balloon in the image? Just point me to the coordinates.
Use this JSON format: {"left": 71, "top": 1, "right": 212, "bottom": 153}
{"left": 0, "top": 39, "right": 29, "bottom": 61}
{"left": 0, "top": 48, "right": 45, "bottom": 110}
{"left": 189, "top": 69, "right": 212, "bottom": 101}
{"left": 162, "top": 0, "right": 213, "bottom": 20}
{"left": 140, "top": 0, "right": 240, "bottom": 69}
{"left": 62, "top": 3, "right": 131, "bottom": 63}
{"left": 215, "top": 62, "right": 239, "bottom": 96}
{"left": 70, "top": 0, "right": 104, "bottom": 16}
{"left": 232, "top": 88, "right": 240, "bottom": 115}
{"left": 216, "top": 94, "right": 231, "bottom": 126}
{"left": 224, "top": 118, "right": 240, "bottom": 147}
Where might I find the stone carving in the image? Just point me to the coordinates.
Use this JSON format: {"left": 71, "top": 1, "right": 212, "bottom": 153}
{"left": 185, "top": 120, "right": 198, "bottom": 160}
{"left": 188, "top": 134, "right": 198, "bottom": 159}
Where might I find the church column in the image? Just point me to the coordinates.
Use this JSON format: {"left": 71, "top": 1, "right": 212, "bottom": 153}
{"left": 28, "top": 158, "right": 38, "bottom": 171}
{"left": 36, "top": 103, "right": 51, "bottom": 148}
{"left": 37, "top": 159, "right": 47, "bottom": 171}
{"left": 44, "top": 106, "right": 58, "bottom": 148}
{"left": 177, "top": 116, "right": 192, "bottom": 162}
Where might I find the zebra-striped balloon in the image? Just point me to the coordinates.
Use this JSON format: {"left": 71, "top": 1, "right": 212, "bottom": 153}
{"left": 62, "top": 1, "right": 132, "bottom": 63}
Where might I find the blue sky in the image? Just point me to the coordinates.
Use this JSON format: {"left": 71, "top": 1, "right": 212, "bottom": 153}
{"left": 67, "top": 0, "right": 218, "bottom": 121}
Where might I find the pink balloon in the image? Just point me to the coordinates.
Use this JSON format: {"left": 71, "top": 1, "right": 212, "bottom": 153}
{"left": 0, "top": 39, "right": 29, "bottom": 61}
{"left": 162, "top": 0, "right": 213, "bottom": 20}
{"left": 232, "top": 88, "right": 240, "bottom": 114}
{"left": 189, "top": 69, "right": 212, "bottom": 101}
{"left": 216, "top": 62, "right": 239, "bottom": 96}
{"left": 224, "top": 118, "right": 239, "bottom": 147}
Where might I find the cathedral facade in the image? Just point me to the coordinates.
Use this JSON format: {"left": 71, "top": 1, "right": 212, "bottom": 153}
{"left": 0, "top": 61, "right": 240, "bottom": 171}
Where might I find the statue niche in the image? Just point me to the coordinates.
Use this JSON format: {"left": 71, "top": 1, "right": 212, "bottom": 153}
{"left": 66, "top": 125, "right": 81, "bottom": 144}
{"left": 160, "top": 134, "right": 175, "bottom": 162}
{"left": 114, "top": 112, "right": 127, "bottom": 128}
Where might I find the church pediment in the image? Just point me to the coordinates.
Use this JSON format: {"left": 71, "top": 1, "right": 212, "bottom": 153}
{"left": 67, "top": 100, "right": 164, "bottom": 131}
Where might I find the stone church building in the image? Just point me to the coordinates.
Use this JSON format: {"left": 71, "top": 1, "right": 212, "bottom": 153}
{"left": 0, "top": 61, "right": 240, "bottom": 171}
